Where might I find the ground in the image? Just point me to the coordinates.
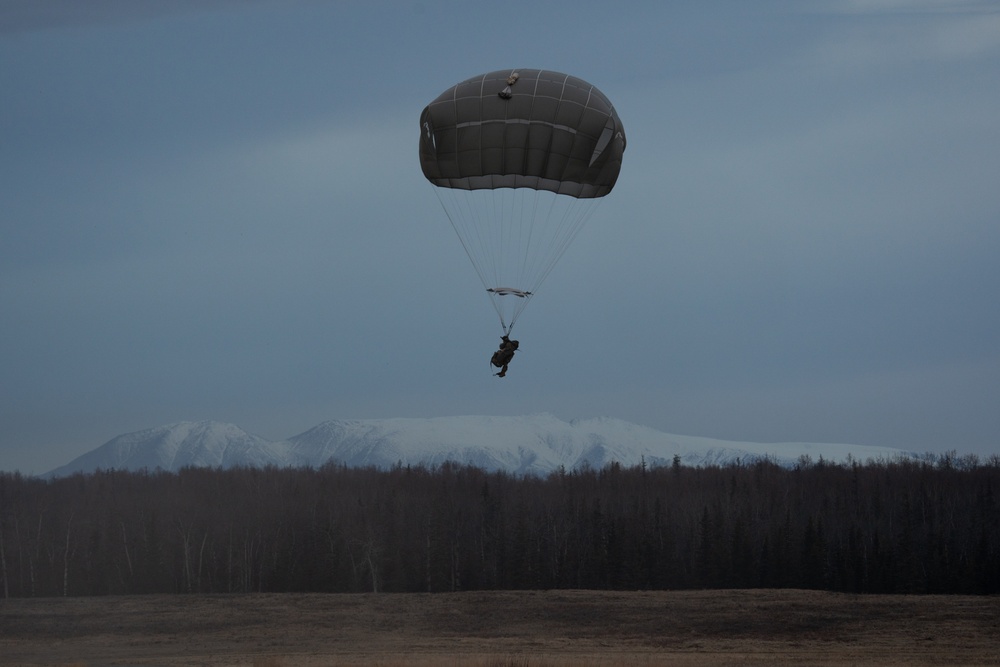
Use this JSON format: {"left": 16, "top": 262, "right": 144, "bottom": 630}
{"left": 2, "top": 589, "right": 998, "bottom": 666}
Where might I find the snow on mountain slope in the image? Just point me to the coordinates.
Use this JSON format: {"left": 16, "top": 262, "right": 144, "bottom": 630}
{"left": 42, "top": 414, "right": 916, "bottom": 478}
{"left": 286, "top": 414, "right": 598, "bottom": 473}
{"left": 43, "top": 421, "right": 280, "bottom": 478}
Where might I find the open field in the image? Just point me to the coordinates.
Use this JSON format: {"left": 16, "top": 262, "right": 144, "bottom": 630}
{"left": 2, "top": 589, "right": 998, "bottom": 666}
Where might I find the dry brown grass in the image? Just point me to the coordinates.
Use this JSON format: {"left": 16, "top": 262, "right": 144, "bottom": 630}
{"left": 2, "top": 589, "right": 998, "bottom": 666}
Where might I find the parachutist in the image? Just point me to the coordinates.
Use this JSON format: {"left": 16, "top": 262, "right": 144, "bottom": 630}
{"left": 490, "top": 335, "right": 519, "bottom": 377}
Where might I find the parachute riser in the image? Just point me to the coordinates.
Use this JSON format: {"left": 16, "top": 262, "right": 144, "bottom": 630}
{"left": 488, "top": 291, "right": 535, "bottom": 338}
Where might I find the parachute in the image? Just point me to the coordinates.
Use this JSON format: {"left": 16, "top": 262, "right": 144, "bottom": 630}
{"left": 419, "top": 69, "right": 626, "bottom": 335}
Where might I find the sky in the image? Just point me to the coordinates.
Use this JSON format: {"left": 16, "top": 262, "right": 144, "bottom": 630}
{"left": 2, "top": 0, "right": 999, "bottom": 474}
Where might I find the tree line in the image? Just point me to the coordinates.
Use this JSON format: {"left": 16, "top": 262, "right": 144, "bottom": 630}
{"left": 0, "top": 452, "right": 997, "bottom": 597}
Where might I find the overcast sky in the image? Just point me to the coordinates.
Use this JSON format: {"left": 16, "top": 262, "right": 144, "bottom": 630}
{"left": 3, "top": 0, "right": 999, "bottom": 474}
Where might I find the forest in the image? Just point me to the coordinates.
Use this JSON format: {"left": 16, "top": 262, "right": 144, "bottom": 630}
{"left": 0, "top": 452, "right": 997, "bottom": 598}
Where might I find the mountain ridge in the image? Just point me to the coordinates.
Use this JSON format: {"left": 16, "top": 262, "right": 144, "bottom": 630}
{"left": 42, "top": 414, "right": 917, "bottom": 478}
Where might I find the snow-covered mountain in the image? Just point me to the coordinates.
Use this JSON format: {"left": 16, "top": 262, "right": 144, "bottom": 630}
{"left": 43, "top": 414, "right": 916, "bottom": 478}
{"left": 42, "top": 421, "right": 283, "bottom": 478}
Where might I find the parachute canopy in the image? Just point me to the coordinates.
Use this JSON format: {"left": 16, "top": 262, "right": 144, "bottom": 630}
{"left": 420, "top": 69, "right": 626, "bottom": 198}
{"left": 419, "top": 69, "right": 626, "bottom": 334}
